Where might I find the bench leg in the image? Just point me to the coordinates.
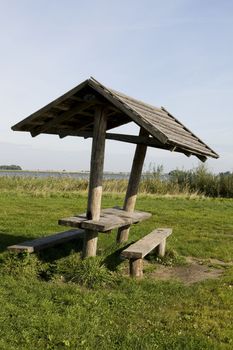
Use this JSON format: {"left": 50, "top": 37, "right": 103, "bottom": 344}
{"left": 157, "top": 238, "right": 166, "bottom": 257}
{"left": 82, "top": 230, "right": 98, "bottom": 257}
{"left": 129, "top": 258, "right": 143, "bottom": 278}
{"left": 116, "top": 224, "right": 130, "bottom": 243}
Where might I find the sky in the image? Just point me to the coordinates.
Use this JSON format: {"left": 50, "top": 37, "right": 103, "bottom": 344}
{"left": 0, "top": 0, "right": 232, "bottom": 173}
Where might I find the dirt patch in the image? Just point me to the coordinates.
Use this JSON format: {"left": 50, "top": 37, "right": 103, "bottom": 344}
{"left": 149, "top": 257, "right": 229, "bottom": 285}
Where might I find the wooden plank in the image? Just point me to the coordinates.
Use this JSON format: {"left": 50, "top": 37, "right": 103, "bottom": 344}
{"left": 83, "top": 106, "right": 107, "bottom": 257}
{"left": 82, "top": 210, "right": 150, "bottom": 232}
{"left": 7, "top": 229, "right": 84, "bottom": 253}
{"left": 58, "top": 214, "right": 87, "bottom": 228}
{"left": 111, "top": 91, "right": 218, "bottom": 159}
{"left": 12, "top": 79, "right": 90, "bottom": 131}
{"left": 159, "top": 128, "right": 215, "bottom": 155}
{"left": 53, "top": 104, "right": 70, "bottom": 111}
{"left": 30, "top": 101, "right": 95, "bottom": 137}
{"left": 88, "top": 78, "right": 169, "bottom": 144}
{"left": 11, "top": 77, "right": 219, "bottom": 160}
{"left": 68, "top": 96, "right": 83, "bottom": 102}
{"left": 121, "top": 228, "right": 172, "bottom": 259}
{"left": 110, "top": 88, "right": 164, "bottom": 114}
{"left": 58, "top": 207, "right": 151, "bottom": 232}
{"left": 161, "top": 106, "right": 219, "bottom": 158}
{"left": 138, "top": 113, "right": 215, "bottom": 157}
{"left": 106, "top": 82, "right": 218, "bottom": 159}
{"left": 117, "top": 128, "right": 148, "bottom": 243}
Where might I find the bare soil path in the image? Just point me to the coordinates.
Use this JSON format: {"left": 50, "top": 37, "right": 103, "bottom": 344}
{"left": 149, "top": 257, "right": 233, "bottom": 285}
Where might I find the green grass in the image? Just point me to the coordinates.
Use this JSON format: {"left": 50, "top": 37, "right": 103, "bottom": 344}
{"left": 0, "top": 189, "right": 233, "bottom": 349}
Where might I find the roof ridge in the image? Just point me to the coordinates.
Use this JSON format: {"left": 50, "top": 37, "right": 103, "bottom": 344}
{"left": 12, "top": 76, "right": 219, "bottom": 161}
{"left": 88, "top": 77, "right": 169, "bottom": 144}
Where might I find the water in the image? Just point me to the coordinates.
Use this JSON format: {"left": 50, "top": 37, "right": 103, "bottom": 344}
{"left": 0, "top": 170, "right": 130, "bottom": 180}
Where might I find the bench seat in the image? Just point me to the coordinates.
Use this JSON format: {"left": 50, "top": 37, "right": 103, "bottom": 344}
{"left": 7, "top": 229, "right": 84, "bottom": 253}
{"left": 121, "top": 228, "right": 172, "bottom": 277}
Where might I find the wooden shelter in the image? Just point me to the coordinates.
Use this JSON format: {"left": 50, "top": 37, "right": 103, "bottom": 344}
{"left": 12, "top": 77, "right": 219, "bottom": 257}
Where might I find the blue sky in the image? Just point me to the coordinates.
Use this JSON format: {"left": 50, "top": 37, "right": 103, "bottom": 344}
{"left": 0, "top": 0, "right": 232, "bottom": 172}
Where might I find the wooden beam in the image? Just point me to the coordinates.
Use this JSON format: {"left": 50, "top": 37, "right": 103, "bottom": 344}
{"left": 82, "top": 106, "right": 107, "bottom": 257}
{"left": 57, "top": 131, "right": 197, "bottom": 156}
{"left": 78, "top": 111, "right": 95, "bottom": 117}
{"left": 12, "top": 79, "right": 91, "bottom": 131}
{"left": 116, "top": 128, "right": 148, "bottom": 243}
{"left": 196, "top": 154, "right": 207, "bottom": 162}
{"left": 58, "top": 130, "right": 163, "bottom": 148}
{"left": 69, "top": 96, "right": 83, "bottom": 102}
{"left": 55, "top": 130, "right": 209, "bottom": 160}
{"left": 30, "top": 102, "right": 95, "bottom": 137}
{"left": 53, "top": 105, "right": 70, "bottom": 111}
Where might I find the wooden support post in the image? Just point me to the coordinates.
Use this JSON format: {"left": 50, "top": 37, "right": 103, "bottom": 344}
{"left": 116, "top": 128, "right": 148, "bottom": 243}
{"left": 83, "top": 106, "right": 107, "bottom": 258}
{"left": 129, "top": 258, "right": 143, "bottom": 278}
{"left": 157, "top": 238, "right": 166, "bottom": 257}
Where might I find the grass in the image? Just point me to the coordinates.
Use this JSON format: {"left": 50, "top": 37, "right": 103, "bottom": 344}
{"left": 0, "top": 185, "right": 233, "bottom": 349}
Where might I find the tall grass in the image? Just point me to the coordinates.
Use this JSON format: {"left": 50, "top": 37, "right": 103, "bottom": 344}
{"left": 167, "top": 165, "right": 233, "bottom": 198}
{"left": 0, "top": 164, "right": 232, "bottom": 197}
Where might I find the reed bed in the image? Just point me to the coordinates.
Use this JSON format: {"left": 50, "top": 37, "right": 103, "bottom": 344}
{"left": 0, "top": 165, "right": 232, "bottom": 197}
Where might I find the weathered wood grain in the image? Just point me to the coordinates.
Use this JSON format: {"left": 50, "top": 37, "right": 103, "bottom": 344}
{"left": 129, "top": 258, "right": 143, "bottom": 278}
{"left": 7, "top": 229, "right": 84, "bottom": 253}
{"left": 11, "top": 77, "right": 219, "bottom": 160}
{"left": 59, "top": 207, "right": 151, "bottom": 232}
{"left": 117, "top": 128, "right": 148, "bottom": 243}
{"left": 88, "top": 78, "right": 169, "bottom": 144}
{"left": 83, "top": 106, "right": 107, "bottom": 257}
{"left": 31, "top": 101, "right": 95, "bottom": 137}
{"left": 121, "top": 228, "right": 172, "bottom": 259}
{"left": 156, "top": 238, "right": 166, "bottom": 257}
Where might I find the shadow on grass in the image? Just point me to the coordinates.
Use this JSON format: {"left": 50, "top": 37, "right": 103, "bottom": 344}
{"left": 0, "top": 232, "right": 36, "bottom": 253}
{"left": 1, "top": 231, "right": 133, "bottom": 275}
{"left": 0, "top": 231, "right": 83, "bottom": 262}
{"left": 37, "top": 239, "right": 83, "bottom": 263}
{"left": 103, "top": 242, "right": 134, "bottom": 271}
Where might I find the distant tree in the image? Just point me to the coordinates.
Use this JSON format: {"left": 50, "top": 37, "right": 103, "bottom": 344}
{"left": 0, "top": 165, "right": 22, "bottom": 170}
{"left": 219, "top": 171, "right": 231, "bottom": 177}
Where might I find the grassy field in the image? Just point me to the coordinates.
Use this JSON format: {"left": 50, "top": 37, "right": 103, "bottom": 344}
{"left": 0, "top": 184, "right": 233, "bottom": 349}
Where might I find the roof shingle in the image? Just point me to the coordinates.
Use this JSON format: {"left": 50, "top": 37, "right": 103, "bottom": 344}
{"left": 12, "top": 77, "right": 219, "bottom": 161}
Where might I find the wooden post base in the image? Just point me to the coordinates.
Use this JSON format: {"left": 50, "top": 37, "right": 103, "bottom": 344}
{"left": 116, "top": 224, "right": 130, "bottom": 243}
{"left": 129, "top": 258, "right": 143, "bottom": 278}
{"left": 83, "top": 230, "right": 98, "bottom": 257}
{"left": 156, "top": 238, "right": 166, "bottom": 257}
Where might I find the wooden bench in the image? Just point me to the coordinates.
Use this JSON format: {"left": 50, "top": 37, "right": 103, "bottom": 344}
{"left": 121, "top": 228, "right": 172, "bottom": 278}
{"left": 7, "top": 229, "right": 84, "bottom": 253}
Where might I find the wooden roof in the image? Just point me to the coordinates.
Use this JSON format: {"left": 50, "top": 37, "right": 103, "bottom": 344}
{"left": 12, "top": 77, "right": 219, "bottom": 161}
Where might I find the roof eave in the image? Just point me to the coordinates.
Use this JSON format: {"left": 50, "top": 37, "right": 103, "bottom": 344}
{"left": 11, "top": 79, "right": 91, "bottom": 132}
